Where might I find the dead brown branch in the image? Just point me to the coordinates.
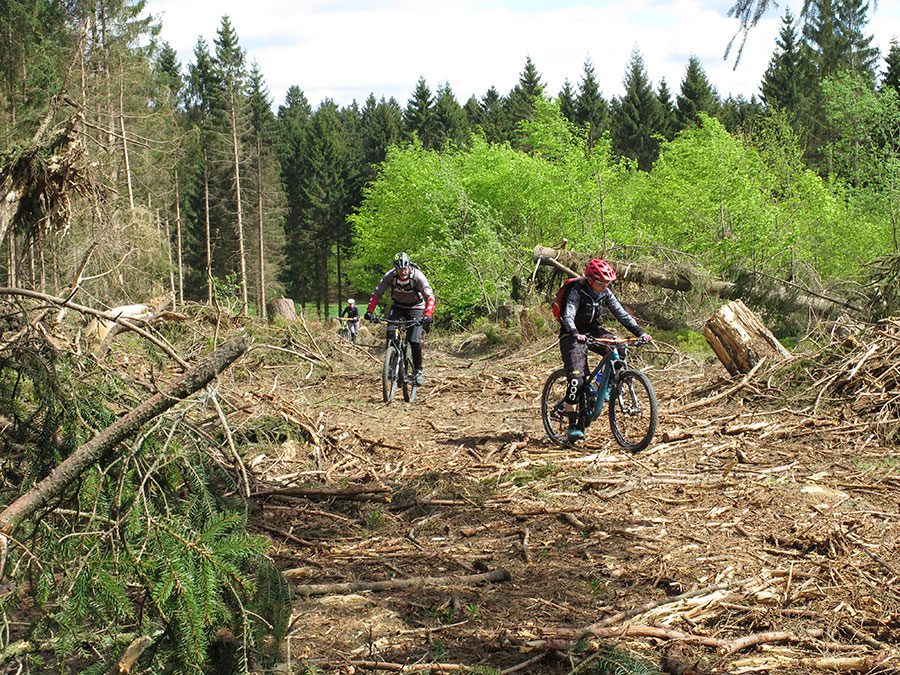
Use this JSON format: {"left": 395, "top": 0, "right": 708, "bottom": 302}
{"left": 292, "top": 566, "right": 510, "bottom": 597}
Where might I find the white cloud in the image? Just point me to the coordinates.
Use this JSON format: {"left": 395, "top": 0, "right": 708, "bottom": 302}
{"left": 145, "top": 0, "right": 900, "bottom": 109}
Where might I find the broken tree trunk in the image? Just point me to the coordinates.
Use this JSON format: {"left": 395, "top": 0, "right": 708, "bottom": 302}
{"left": 704, "top": 300, "right": 790, "bottom": 375}
{"left": 0, "top": 336, "right": 251, "bottom": 543}
{"left": 266, "top": 297, "right": 298, "bottom": 323}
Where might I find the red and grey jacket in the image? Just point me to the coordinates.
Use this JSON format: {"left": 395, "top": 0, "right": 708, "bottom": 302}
{"left": 367, "top": 265, "right": 435, "bottom": 316}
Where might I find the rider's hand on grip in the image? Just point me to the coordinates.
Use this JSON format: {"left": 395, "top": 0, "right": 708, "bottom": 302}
{"left": 638, "top": 333, "right": 653, "bottom": 344}
{"left": 421, "top": 315, "right": 432, "bottom": 332}
{"left": 364, "top": 311, "right": 375, "bottom": 322}
{"left": 575, "top": 333, "right": 588, "bottom": 343}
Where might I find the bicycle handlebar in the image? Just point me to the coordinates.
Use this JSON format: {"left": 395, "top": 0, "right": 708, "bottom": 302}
{"left": 368, "top": 316, "right": 423, "bottom": 327}
{"left": 585, "top": 336, "right": 648, "bottom": 347}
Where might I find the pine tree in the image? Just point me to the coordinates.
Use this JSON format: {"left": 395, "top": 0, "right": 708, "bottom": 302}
{"left": 882, "top": 38, "right": 900, "bottom": 93}
{"left": 802, "top": 0, "right": 877, "bottom": 83}
{"left": 246, "top": 62, "right": 286, "bottom": 318}
{"left": 760, "top": 9, "right": 803, "bottom": 113}
{"left": 214, "top": 15, "right": 251, "bottom": 315}
{"left": 404, "top": 76, "right": 439, "bottom": 149}
{"left": 835, "top": 0, "right": 879, "bottom": 81}
{"left": 0, "top": 0, "right": 69, "bottom": 141}
{"left": 479, "top": 85, "right": 507, "bottom": 144}
{"left": 155, "top": 42, "right": 183, "bottom": 109}
{"left": 504, "top": 56, "right": 545, "bottom": 142}
{"left": 612, "top": 48, "right": 661, "bottom": 171}
{"left": 719, "top": 94, "right": 764, "bottom": 133}
{"left": 675, "top": 56, "right": 720, "bottom": 131}
{"left": 185, "top": 37, "right": 220, "bottom": 303}
{"left": 361, "top": 94, "right": 402, "bottom": 170}
{"left": 656, "top": 78, "right": 676, "bottom": 141}
{"left": 575, "top": 59, "right": 608, "bottom": 147}
{"left": 434, "top": 82, "right": 471, "bottom": 148}
{"left": 557, "top": 80, "right": 577, "bottom": 124}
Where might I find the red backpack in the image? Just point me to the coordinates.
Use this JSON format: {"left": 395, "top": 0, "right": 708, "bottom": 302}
{"left": 551, "top": 277, "right": 583, "bottom": 322}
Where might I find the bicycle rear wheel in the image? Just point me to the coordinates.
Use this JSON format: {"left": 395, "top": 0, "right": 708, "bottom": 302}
{"left": 608, "top": 369, "right": 658, "bottom": 452}
{"left": 382, "top": 346, "right": 400, "bottom": 402}
{"left": 541, "top": 368, "right": 574, "bottom": 445}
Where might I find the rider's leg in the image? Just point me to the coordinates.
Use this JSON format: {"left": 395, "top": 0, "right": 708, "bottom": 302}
{"left": 406, "top": 308, "right": 426, "bottom": 385}
{"left": 560, "top": 336, "right": 588, "bottom": 439}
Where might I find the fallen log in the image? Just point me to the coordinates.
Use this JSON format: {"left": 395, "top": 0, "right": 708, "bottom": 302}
{"left": 292, "top": 566, "right": 510, "bottom": 597}
{"left": 532, "top": 245, "right": 854, "bottom": 314}
{"left": 0, "top": 337, "right": 251, "bottom": 547}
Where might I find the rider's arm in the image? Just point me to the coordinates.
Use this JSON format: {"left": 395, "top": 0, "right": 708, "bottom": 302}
{"left": 416, "top": 273, "right": 436, "bottom": 317}
{"left": 604, "top": 289, "right": 645, "bottom": 338}
{"left": 560, "top": 284, "right": 581, "bottom": 336}
{"left": 367, "top": 270, "right": 394, "bottom": 314}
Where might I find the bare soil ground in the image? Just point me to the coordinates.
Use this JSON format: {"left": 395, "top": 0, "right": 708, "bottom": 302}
{"left": 247, "top": 324, "right": 900, "bottom": 675}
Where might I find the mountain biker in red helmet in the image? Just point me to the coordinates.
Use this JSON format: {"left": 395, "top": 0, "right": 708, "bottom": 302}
{"left": 559, "top": 258, "right": 652, "bottom": 441}
{"left": 365, "top": 252, "right": 436, "bottom": 386}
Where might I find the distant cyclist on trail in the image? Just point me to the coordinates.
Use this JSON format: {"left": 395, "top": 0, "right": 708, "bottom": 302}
{"left": 559, "top": 258, "right": 652, "bottom": 441}
{"left": 364, "top": 252, "right": 435, "bottom": 386}
{"left": 339, "top": 298, "right": 360, "bottom": 343}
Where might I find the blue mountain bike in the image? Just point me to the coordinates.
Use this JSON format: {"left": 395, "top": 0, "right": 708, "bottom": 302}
{"left": 541, "top": 337, "right": 658, "bottom": 452}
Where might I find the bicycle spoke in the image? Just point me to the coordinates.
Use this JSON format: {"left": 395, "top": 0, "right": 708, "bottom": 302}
{"left": 608, "top": 370, "right": 658, "bottom": 452}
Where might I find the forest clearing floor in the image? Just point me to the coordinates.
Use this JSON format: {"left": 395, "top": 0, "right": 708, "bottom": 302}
{"left": 248, "top": 325, "right": 900, "bottom": 675}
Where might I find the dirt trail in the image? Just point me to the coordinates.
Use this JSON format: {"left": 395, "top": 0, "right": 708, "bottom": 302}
{"left": 253, "top": 329, "right": 900, "bottom": 674}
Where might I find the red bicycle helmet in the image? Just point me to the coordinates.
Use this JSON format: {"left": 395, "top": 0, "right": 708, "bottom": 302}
{"left": 585, "top": 258, "right": 617, "bottom": 282}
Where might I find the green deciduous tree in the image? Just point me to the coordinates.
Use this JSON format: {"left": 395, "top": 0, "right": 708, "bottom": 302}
{"left": 823, "top": 72, "right": 900, "bottom": 253}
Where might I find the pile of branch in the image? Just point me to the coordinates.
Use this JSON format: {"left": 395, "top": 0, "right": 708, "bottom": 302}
{"left": 788, "top": 317, "right": 900, "bottom": 442}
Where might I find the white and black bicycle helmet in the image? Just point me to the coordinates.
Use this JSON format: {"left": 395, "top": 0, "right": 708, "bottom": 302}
{"left": 393, "top": 252, "right": 411, "bottom": 269}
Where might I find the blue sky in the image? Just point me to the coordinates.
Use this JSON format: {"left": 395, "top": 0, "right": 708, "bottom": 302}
{"left": 143, "top": 0, "right": 900, "bottom": 110}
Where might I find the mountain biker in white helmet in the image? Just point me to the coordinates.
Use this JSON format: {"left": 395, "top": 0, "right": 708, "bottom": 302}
{"left": 339, "top": 298, "right": 360, "bottom": 343}
{"left": 365, "top": 252, "right": 435, "bottom": 386}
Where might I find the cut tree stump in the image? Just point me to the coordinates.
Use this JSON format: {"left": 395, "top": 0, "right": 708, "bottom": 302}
{"left": 267, "top": 297, "right": 298, "bottom": 323}
{"left": 704, "top": 299, "right": 790, "bottom": 375}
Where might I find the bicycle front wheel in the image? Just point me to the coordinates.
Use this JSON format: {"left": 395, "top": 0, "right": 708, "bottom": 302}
{"left": 541, "top": 368, "right": 573, "bottom": 445}
{"left": 608, "top": 369, "right": 658, "bottom": 452}
{"left": 382, "top": 347, "right": 400, "bottom": 402}
{"left": 402, "top": 355, "right": 417, "bottom": 402}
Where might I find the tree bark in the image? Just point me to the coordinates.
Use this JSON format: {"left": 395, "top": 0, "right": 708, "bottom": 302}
{"left": 704, "top": 299, "right": 790, "bottom": 375}
{"left": 230, "top": 94, "right": 249, "bottom": 317}
{"left": 266, "top": 297, "right": 298, "bottom": 323}
{"left": 0, "top": 336, "right": 251, "bottom": 539}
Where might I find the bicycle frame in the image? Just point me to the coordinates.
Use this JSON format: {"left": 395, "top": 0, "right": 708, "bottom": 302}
{"left": 580, "top": 338, "right": 635, "bottom": 427}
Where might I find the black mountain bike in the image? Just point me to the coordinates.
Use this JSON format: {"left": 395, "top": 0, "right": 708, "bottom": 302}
{"left": 370, "top": 316, "right": 422, "bottom": 403}
{"left": 541, "top": 336, "right": 658, "bottom": 452}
